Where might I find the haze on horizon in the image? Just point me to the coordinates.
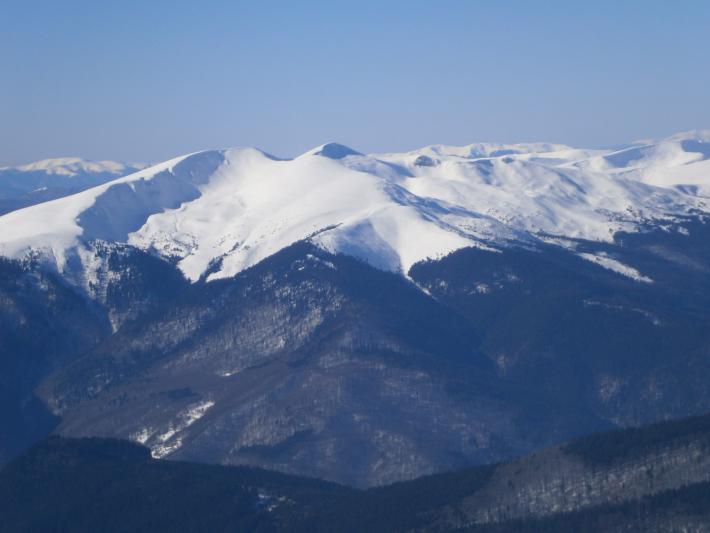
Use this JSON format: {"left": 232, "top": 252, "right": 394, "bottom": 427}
{"left": 1, "top": 0, "right": 709, "bottom": 166}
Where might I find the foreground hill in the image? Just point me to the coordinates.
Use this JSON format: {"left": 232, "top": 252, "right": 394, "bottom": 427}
{"left": 3, "top": 412, "right": 710, "bottom": 532}
{"left": 0, "top": 436, "right": 344, "bottom": 533}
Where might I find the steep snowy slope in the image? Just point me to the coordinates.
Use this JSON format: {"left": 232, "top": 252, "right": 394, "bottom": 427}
{"left": 0, "top": 158, "right": 146, "bottom": 214}
{"left": 0, "top": 133, "right": 707, "bottom": 286}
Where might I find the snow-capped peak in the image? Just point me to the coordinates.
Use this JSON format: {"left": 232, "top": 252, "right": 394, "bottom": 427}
{"left": 0, "top": 134, "right": 707, "bottom": 289}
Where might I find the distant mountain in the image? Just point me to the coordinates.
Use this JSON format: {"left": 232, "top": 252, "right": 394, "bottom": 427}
{"left": 1, "top": 132, "right": 710, "bottom": 487}
{"left": 3, "top": 412, "right": 710, "bottom": 532}
{"left": 0, "top": 157, "right": 146, "bottom": 215}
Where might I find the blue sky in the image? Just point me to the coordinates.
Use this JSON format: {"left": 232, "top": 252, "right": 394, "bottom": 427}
{"left": 1, "top": 0, "right": 709, "bottom": 165}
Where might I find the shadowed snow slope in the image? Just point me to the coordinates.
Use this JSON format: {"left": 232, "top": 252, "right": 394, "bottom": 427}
{"left": 0, "top": 132, "right": 708, "bottom": 284}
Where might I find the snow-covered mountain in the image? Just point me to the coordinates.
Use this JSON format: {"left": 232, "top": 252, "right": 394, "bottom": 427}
{"left": 4, "top": 132, "right": 710, "bottom": 487}
{"left": 0, "top": 132, "right": 708, "bottom": 287}
{"left": 0, "top": 157, "right": 146, "bottom": 215}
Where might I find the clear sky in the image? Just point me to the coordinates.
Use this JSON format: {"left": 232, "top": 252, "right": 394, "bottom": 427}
{"left": 2, "top": 0, "right": 709, "bottom": 165}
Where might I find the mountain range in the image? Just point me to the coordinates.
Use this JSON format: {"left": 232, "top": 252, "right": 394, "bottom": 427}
{"left": 1, "top": 131, "right": 709, "bottom": 488}
{"left": 1, "top": 131, "right": 708, "bottom": 285}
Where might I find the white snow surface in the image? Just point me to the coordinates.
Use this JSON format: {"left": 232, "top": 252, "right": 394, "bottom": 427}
{"left": 0, "top": 132, "right": 708, "bottom": 284}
